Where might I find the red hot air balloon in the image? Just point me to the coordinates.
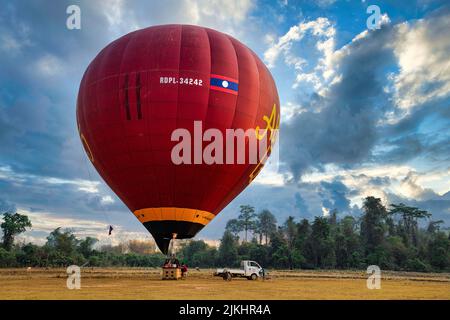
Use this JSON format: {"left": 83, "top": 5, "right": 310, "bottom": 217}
{"left": 76, "top": 25, "right": 280, "bottom": 254}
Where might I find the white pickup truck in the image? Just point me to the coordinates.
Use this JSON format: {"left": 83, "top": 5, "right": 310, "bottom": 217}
{"left": 214, "top": 260, "right": 264, "bottom": 280}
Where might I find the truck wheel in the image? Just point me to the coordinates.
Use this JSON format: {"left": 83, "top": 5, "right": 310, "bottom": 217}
{"left": 223, "top": 272, "right": 232, "bottom": 281}
{"left": 250, "top": 273, "right": 258, "bottom": 281}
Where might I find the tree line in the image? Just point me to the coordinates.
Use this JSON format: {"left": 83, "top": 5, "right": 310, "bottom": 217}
{"left": 1, "top": 196, "right": 449, "bottom": 271}
{"left": 181, "top": 197, "right": 450, "bottom": 271}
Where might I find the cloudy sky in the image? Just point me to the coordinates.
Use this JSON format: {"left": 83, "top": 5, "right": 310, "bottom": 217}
{"left": 0, "top": 0, "right": 449, "bottom": 245}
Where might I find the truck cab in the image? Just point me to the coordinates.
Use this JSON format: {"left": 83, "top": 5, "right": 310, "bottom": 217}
{"left": 242, "top": 260, "right": 262, "bottom": 278}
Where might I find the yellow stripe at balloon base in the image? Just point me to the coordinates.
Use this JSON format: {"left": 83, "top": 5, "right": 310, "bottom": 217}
{"left": 133, "top": 207, "right": 215, "bottom": 226}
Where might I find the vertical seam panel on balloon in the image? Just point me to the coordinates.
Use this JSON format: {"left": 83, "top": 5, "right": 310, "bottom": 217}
{"left": 195, "top": 27, "right": 211, "bottom": 215}
{"left": 197, "top": 28, "right": 217, "bottom": 213}
{"left": 249, "top": 52, "right": 261, "bottom": 145}
{"left": 96, "top": 46, "right": 115, "bottom": 173}
{"left": 117, "top": 33, "right": 137, "bottom": 201}
{"left": 244, "top": 51, "right": 263, "bottom": 207}
{"left": 214, "top": 35, "right": 241, "bottom": 214}
{"left": 216, "top": 44, "right": 261, "bottom": 213}
{"left": 219, "top": 41, "right": 261, "bottom": 212}
{"left": 226, "top": 37, "right": 246, "bottom": 193}
{"left": 142, "top": 29, "right": 155, "bottom": 207}
{"left": 225, "top": 37, "right": 241, "bottom": 132}
{"left": 172, "top": 25, "right": 183, "bottom": 213}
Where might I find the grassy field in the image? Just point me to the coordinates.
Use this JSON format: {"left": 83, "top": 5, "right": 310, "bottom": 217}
{"left": 0, "top": 268, "right": 449, "bottom": 300}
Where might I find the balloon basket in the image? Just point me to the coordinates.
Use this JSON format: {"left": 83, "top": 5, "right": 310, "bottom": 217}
{"left": 162, "top": 267, "right": 182, "bottom": 280}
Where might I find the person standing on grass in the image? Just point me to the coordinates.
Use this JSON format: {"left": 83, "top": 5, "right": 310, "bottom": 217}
{"left": 181, "top": 264, "right": 188, "bottom": 278}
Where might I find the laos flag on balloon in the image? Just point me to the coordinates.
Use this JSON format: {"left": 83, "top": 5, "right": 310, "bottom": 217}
{"left": 210, "top": 74, "right": 239, "bottom": 95}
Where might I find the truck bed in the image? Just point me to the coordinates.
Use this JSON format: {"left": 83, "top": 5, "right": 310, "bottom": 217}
{"left": 215, "top": 268, "right": 245, "bottom": 276}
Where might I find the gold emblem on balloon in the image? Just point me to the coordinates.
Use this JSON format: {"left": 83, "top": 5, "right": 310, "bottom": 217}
{"left": 249, "top": 104, "right": 280, "bottom": 182}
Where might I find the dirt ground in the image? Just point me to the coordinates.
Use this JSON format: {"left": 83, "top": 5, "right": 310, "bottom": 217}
{"left": 0, "top": 268, "right": 449, "bottom": 300}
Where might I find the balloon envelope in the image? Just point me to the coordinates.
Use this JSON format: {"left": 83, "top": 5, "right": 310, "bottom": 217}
{"left": 77, "top": 25, "right": 280, "bottom": 253}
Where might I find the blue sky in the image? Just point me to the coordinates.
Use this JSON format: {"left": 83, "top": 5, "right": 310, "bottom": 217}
{"left": 0, "top": 0, "right": 449, "bottom": 246}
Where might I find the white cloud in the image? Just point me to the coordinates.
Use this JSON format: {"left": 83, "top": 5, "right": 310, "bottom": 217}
{"left": 316, "top": 0, "right": 337, "bottom": 7}
{"left": 281, "top": 101, "right": 306, "bottom": 122}
{"left": 19, "top": 208, "right": 106, "bottom": 234}
{"left": 0, "top": 165, "right": 101, "bottom": 194}
{"left": 399, "top": 171, "right": 437, "bottom": 200}
{"left": 189, "top": 0, "right": 254, "bottom": 24}
{"left": 264, "top": 17, "right": 335, "bottom": 67}
{"left": 35, "top": 54, "right": 64, "bottom": 77}
{"left": 0, "top": 166, "right": 25, "bottom": 183}
{"left": 1, "top": 34, "right": 24, "bottom": 52}
{"left": 186, "top": 0, "right": 255, "bottom": 38}
{"left": 101, "top": 195, "right": 115, "bottom": 204}
{"left": 253, "top": 166, "right": 286, "bottom": 186}
{"left": 0, "top": 22, "right": 32, "bottom": 53}
{"left": 98, "top": 0, "right": 141, "bottom": 35}
{"left": 299, "top": 163, "right": 450, "bottom": 207}
{"left": 391, "top": 13, "right": 450, "bottom": 116}
{"left": 43, "top": 177, "right": 100, "bottom": 193}
{"left": 96, "top": 0, "right": 255, "bottom": 39}
{"left": 264, "top": 24, "right": 304, "bottom": 68}
{"left": 263, "top": 17, "right": 337, "bottom": 91}
{"left": 102, "top": 0, "right": 125, "bottom": 27}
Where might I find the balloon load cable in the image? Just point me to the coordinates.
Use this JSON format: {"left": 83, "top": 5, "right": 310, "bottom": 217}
{"left": 80, "top": 145, "right": 113, "bottom": 235}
